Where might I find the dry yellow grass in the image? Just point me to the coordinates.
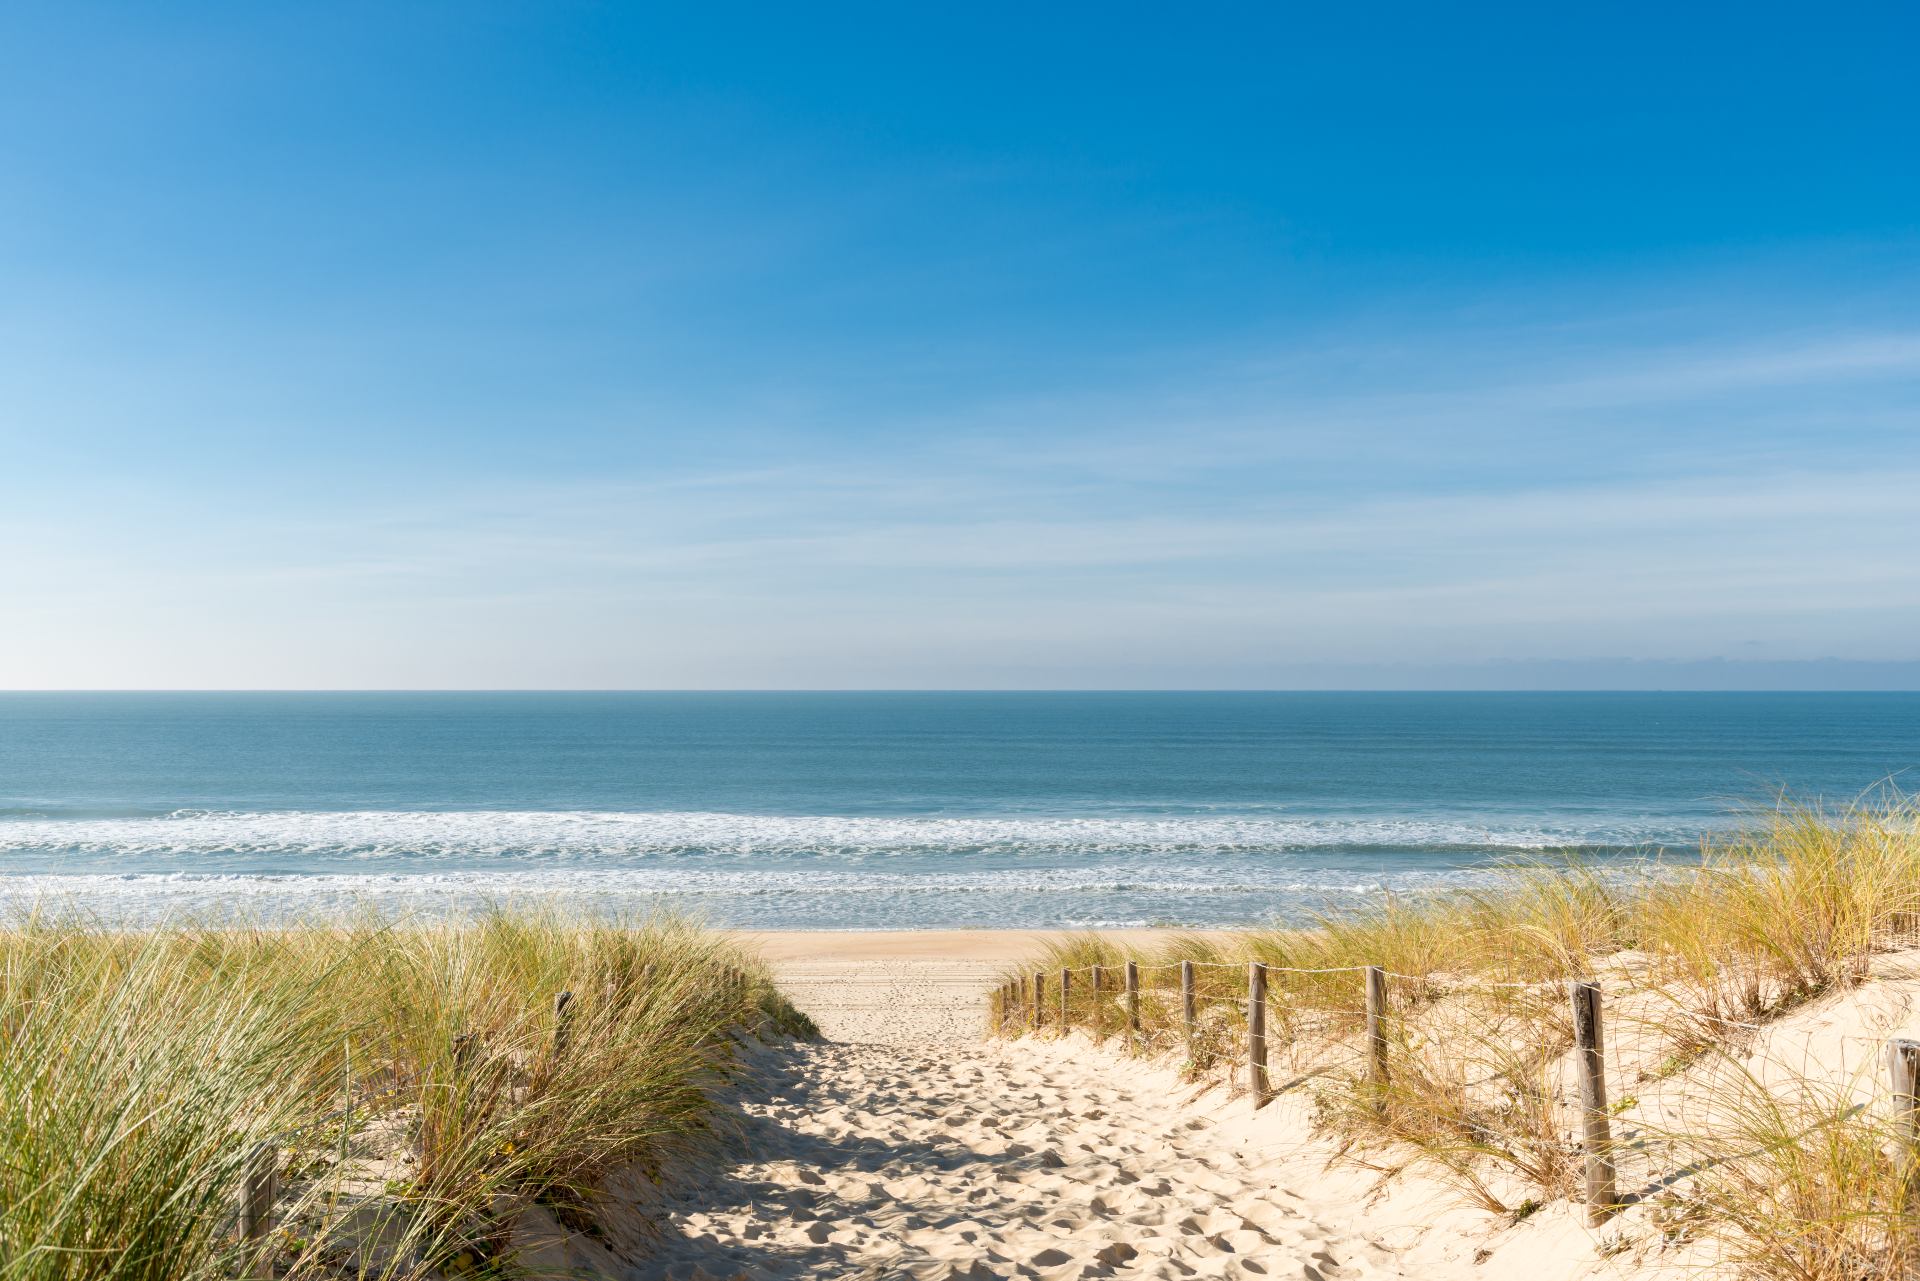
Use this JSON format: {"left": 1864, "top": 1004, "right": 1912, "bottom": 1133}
{"left": 994, "top": 798, "right": 1920, "bottom": 1277}
{"left": 0, "top": 908, "right": 813, "bottom": 1281}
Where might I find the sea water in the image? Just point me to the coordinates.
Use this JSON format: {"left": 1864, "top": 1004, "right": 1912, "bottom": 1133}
{"left": 0, "top": 692, "right": 1914, "bottom": 928}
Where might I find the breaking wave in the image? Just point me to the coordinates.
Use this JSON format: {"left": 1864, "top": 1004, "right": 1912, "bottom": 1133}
{"left": 0, "top": 808, "right": 1693, "bottom": 862}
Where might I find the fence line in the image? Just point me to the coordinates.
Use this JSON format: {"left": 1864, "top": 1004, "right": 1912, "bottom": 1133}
{"left": 992, "top": 958, "right": 1920, "bottom": 1227}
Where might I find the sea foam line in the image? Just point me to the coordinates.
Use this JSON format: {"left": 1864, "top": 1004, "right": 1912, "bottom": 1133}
{"left": 0, "top": 808, "right": 1693, "bottom": 859}
{"left": 0, "top": 865, "right": 1494, "bottom": 929}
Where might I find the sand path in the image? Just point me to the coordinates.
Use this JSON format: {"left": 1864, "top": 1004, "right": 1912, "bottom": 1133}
{"left": 628, "top": 959, "right": 1408, "bottom": 1281}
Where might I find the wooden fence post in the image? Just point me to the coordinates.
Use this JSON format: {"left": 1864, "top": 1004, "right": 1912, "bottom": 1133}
{"left": 1059, "top": 968, "right": 1071, "bottom": 1031}
{"left": 1181, "top": 960, "right": 1196, "bottom": 1054}
{"left": 451, "top": 1031, "right": 476, "bottom": 1072}
{"left": 1888, "top": 1037, "right": 1920, "bottom": 1207}
{"left": 1124, "top": 960, "right": 1140, "bottom": 1048}
{"left": 238, "top": 1140, "right": 278, "bottom": 1243}
{"left": 1034, "top": 971, "right": 1047, "bottom": 1032}
{"left": 1247, "top": 962, "right": 1270, "bottom": 1109}
{"left": 1365, "top": 966, "right": 1390, "bottom": 1107}
{"left": 1571, "top": 980, "right": 1618, "bottom": 1225}
{"left": 1091, "top": 965, "right": 1105, "bottom": 1039}
{"left": 553, "top": 989, "right": 574, "bottom": 1060}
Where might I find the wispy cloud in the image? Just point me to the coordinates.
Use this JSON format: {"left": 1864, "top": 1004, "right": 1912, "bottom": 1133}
{"left": 4, "top": 310, "right": 1917, "bottom": 687}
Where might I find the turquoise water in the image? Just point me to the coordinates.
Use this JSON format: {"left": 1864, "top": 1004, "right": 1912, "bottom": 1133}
{"left": 0, "top": 692, "right": 1914, "bottom": 927}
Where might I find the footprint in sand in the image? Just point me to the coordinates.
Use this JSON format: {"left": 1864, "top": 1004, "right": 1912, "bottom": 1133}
{"left": 612, "top": 1027, "right": 1414, "bottom": 1281}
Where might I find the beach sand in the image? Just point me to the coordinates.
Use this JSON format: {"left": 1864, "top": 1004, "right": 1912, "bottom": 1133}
{"left": 623, "top": 1034, "right": 1412, "bottom": 1281}
{"left": 742, "top": 930, "right": 1189, "bottom": 1044}
{"left": 584, "top": 932, "right": 1622, "bottom": 1281}
{"left": 625, "top": 927, "right": 1401, "bottom": 1281}
{"left": 530, "top": 930, "right": 1920, "bottom": 1281}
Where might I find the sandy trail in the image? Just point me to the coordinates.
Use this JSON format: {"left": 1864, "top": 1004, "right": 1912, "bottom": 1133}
{"left": 634, "top": 1040, "right": 1405, "bottom": 1281}
{"left": 628, "top": 953, "right": 1408, "bottom": 1281}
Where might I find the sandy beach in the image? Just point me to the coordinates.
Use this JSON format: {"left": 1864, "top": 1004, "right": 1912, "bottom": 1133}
{"left": 741, "top": 930, "right": 1191, "bottom": 1044}
{"left": 580, "top": 925, "right": 1920, "bottom": 1281}
{"left": 612, "top": 933, "right": 1570, "bottom": 1280}
{"left": 624, "top": 1036, "right": 1408, "bottom": 1281}
{"left": 620, "top": 930, "right": 1402, "bottom": 1281}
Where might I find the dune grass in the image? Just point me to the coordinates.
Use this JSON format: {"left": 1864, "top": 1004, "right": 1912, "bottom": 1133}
{"left": 0, "top": 909, "right": 812, "bottom": 1281}
{"left": 1676, "top": 1067, "right": 1920, "bottom": 1281}
{"left": 992, "top": 797, "right": 1920, "bottom": 1270}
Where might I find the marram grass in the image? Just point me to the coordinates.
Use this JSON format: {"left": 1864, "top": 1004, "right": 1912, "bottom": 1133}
{"left": 994, "top": 798, "right": 1920, "bottom": 1278}
{"left": 0, "top": 908, "right": 813, "bottom": 1281}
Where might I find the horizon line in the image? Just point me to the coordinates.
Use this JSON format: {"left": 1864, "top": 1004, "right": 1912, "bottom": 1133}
{"left": 4, "top": 688, "right": 1919, "bottom": 696}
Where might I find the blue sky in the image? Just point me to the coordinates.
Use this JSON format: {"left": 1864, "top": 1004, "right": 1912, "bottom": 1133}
{"left": 2, "top": 2, "right": 1917, "bottom": 688}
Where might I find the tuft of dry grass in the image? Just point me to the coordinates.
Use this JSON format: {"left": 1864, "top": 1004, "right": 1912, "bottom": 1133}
{"left": 1314, "top": 984, "right": 1579, "bottom": 1213}
{"left": 1632, "top": 802, "right": 1920, "bottom": 1061}
{"left": 0, "top": 908, "right": 812, "bottom": 1281}
{"left": 1682, "top": 1067, "right": 1920, "bottom": 1281}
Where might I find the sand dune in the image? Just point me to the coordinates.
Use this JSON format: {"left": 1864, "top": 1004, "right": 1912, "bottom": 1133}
{"left": 591, "top": 931, "right": 1920, "bottom": 1281}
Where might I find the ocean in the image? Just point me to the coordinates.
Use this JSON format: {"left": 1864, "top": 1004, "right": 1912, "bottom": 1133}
{"left": 0, "top": 691, "right": 1914, "bottom": 928}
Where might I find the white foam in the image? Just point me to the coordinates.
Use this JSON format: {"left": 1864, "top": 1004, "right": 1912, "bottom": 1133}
{"left": 0, "top": 808, "right": 1692, "bottom": 926}
{"left": 0, "top": 863, "right": 1490, "bottom": 929}
{"left": 0, "top": 808, "right": 1689, "bottom": 861}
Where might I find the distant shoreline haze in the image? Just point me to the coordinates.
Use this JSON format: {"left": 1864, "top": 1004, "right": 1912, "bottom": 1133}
{"left": 5, "top": 657, "right": 1918, "bottom": 693}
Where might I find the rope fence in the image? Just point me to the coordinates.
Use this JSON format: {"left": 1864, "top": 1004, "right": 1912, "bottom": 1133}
{"left": 988, "top": 959, "right": 1920, "bottom": 1228}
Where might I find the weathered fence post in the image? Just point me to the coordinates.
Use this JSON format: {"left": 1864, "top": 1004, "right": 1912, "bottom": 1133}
{"left": 1091, "top": 965, "right": 1105, "bottom": 1039}
{"left": 1365, "top": 966, "right": 1390, "bottom": 1107}
{"left": 1124, "top": 960, "right": 1141, "bottom": 1048}
{"left": 1247, "top": 962, "right": 1270, "bottom": 1109}
{"left": 1181, "top": 960, "right": 1196, "bottom": 1054}
{"left": 553, "top": 989, "right": 574, "bottom": 1060}
{"left": 451, "top": 1031, "right": 476, "bottom": 1072}
{"left": 1888, "top": 1037, "right": 1920, "bottom": 1208}
{"left": 1034, "top": 971, "right": 1048, "bottom": 1032}
{"left": 238, "top": 1140, "right": 278, "bottom": 1243}
{"left": 1059, "top": 967, "right": 1071, "bottom": 1031}
{"left": 1571, "top": 980, "right": 1618, "bottom": 1225}
{"left": 1019, "top": 975, "right": 1032, "bottom": 1030}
